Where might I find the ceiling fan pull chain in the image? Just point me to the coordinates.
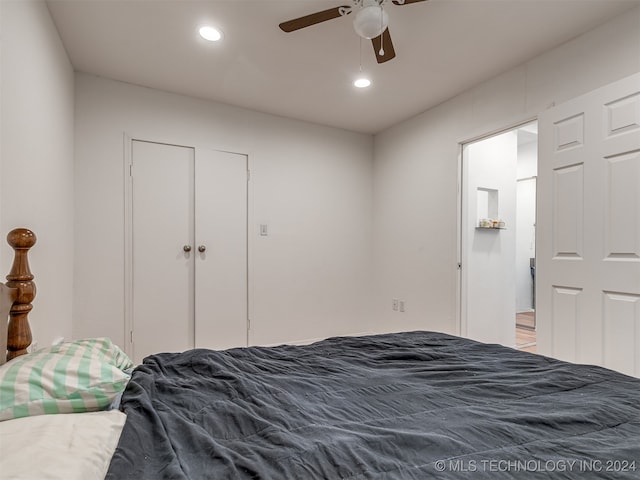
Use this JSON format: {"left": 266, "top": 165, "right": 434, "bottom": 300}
{"left": 379, "top": 5, "right": 385, "bottom": 56}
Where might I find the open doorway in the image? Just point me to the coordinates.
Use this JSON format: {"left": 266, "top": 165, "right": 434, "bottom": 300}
{"left": 460, "top": 121, "right": 537, "bottom": 352}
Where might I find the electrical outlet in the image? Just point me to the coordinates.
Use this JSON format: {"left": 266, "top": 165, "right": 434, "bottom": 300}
{"left": 392, "top": 299, "right": 399, "bottom": 311}
{"left": 399, "top": 301, "right": 405, "bottom": 313}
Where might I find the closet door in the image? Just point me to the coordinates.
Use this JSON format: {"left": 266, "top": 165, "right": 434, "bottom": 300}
{"left": 195, "top": 150, "right": 248, "bottom": 350}
{"left": 537, "top": 73, "right": 640, "bottom": 376}
{"left": 131, "top": 140, "right": 195, "bottom": 364}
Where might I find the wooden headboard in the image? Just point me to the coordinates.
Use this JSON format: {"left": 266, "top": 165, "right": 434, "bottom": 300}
{"left": 1, "top": 228, "right": 36, "bottom": 365}
{"left": 0, "top": 284, "right": 17, "bottom": 365}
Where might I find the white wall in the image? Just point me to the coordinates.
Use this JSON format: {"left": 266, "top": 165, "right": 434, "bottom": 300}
{"left": 372, "top": 7, "right": 640, "bottom": 336}
{"left": 73, "top": 74, "right": 374, "bottom": 349}
{"left": 0, "top": 0, "right": 74, "bottom": 348}
{"left": 516, "top": 139, "right": 538, "bottom": 179}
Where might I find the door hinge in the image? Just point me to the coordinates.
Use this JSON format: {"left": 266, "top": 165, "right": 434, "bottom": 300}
{"left": 247, "top": 169, "right": 251, "bottom": 181}
{"left": 129, "top": 164, "right": 133, "bottom": 177}
{"left": 130, "top": 330, "right": 134, "bottom": 343}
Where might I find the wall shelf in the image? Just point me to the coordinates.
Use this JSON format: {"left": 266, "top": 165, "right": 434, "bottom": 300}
{"left": 476, "top": 226, "right": 506, "bottom": 230}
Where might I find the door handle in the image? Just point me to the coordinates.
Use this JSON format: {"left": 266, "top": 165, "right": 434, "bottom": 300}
{"left": 198, "top": 245, "right": 206, "bottom": 253}
{"left": 183, "top": 245, "right": 192, "bottom": 252}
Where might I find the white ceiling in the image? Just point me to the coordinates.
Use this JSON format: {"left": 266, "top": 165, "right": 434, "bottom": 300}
{"left": 46, "top": 0, "right": 640, "bottom": 134}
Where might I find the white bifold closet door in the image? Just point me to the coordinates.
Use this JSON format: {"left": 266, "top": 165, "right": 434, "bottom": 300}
{"left": 537, "top": 73, "right": 640, "bottom": 377}
{"left": 131, "top": 140, "right": 247, "bottom": 364}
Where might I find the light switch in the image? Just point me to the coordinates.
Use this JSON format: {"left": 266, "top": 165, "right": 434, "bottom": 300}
{"left": 260, "top": 224, "right": 268, "bottom": 236}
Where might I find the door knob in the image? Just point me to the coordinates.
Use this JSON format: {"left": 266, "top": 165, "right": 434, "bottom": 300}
{"left": 198, "top": 245, "right": 206, "bottom": 253}
{"left": 183, "top": 245, "right": 192, "bottom": 252}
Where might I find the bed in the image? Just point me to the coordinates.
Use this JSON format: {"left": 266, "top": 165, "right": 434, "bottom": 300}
{"left": 1, "top": 228, "right": 639, "bottom": 479}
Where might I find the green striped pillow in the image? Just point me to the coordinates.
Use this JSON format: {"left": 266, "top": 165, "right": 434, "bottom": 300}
{"left": 0, "top": 338, "right": 133, "bottom": 421}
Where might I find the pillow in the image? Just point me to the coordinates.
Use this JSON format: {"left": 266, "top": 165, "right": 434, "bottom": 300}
{"left": 0, "top": 338, "right": 133, "bottom": 421}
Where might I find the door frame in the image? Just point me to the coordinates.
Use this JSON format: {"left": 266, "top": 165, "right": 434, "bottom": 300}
{"left": 123, "top": 134, "right": 252, "bottom": 359}
{"left": 456, "top": 117, "right": 538, "bottom": 340}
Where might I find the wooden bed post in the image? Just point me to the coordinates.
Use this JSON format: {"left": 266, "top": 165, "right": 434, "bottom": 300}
{"left": 6, "top": 228, "right": 36, "bottom": 360}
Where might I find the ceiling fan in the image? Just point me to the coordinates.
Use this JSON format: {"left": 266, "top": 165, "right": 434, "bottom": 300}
{"left": 279, "top": 0, "right": 430, "bottom": 64}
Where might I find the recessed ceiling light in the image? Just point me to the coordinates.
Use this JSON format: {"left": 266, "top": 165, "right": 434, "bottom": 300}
{"left": 199, "top": 26, "right": 223, "bottom": 42}
{"left": 354, "top": 78, "right": 371, "bottom": 88}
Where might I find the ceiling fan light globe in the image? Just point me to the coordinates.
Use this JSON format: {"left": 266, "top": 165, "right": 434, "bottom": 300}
{"left": 353, "top": 6, "right": 388, "bottom": 39}
{"left": 199, "top": 26, "right": 222, "bottom": 42}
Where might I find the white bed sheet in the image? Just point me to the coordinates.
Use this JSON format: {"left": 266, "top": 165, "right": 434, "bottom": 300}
{"left": 0, "top": 410, "right": 125, "bottom": 479}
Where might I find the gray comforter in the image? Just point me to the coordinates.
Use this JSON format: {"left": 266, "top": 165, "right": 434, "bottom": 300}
{"left": 106, "top": 331, "right": 640, "bottom": 479}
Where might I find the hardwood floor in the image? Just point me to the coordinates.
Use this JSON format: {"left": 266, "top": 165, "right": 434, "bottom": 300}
{"left": 516, "top": 311, "right": 535, "bottom": 329}
{"left": 516, "top": 312, "right": 536, "bottom": 353}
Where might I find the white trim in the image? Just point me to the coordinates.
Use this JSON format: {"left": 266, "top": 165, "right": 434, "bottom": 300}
{"left": 457, "top": 116, "right": 539, "bottom": 147}
{"left": 246, "top": 154, "right": 254, "bottom": 347}
{"left": 123, "top": 133, "right": 134, "bottom": 358}
{"left": 455, "top": 145, "right": 462, "bottom": 337}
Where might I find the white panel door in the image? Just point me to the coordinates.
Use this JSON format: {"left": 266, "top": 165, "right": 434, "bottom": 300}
{"left": 537, "top": 73, "right": 640, "bottom": 376}
{"left": 131, "top": 140, "right": 195, "bottom": 363}
{"left": 195, "top": 150, "right": 248, "bottom": 350}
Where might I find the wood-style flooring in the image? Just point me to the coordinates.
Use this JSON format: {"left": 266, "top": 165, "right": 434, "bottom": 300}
{"left": 516, "top": 311, "right": 535, "bottom": 329}
{"left": 516, "top": 312, "right": 536, "bottom": 353}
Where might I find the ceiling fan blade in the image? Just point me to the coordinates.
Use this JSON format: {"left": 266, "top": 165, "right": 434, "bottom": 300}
{"left": 391, "top": 0, "right": 429, "bottom": 5}
{"left": 279, "top": 6, "right": 351, "bottom": 33}
{"left": 372, "top": 28, "right": 396, "bottom": 64}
